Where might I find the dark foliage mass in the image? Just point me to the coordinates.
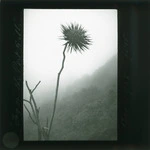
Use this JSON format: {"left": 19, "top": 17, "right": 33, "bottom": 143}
{"left": 24, "top": 55, "right": 117, "bottom": 141}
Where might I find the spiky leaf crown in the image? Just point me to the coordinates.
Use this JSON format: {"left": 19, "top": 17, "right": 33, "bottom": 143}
{"left": 61, "top": 23, "right": 92, "bottom": 53}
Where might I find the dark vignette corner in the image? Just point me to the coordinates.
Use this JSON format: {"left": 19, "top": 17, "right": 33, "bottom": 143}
{"left": 0, "top": 1, "right": 149, "bottom": 150}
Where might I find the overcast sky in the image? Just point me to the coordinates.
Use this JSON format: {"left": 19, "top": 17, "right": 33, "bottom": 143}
{"left": 24, "top": 9, "right": 117, "bottom": 103}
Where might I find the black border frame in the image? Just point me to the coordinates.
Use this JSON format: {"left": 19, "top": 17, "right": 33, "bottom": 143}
{"left": 0, "top": 0, "right": 149, "bottom": 150}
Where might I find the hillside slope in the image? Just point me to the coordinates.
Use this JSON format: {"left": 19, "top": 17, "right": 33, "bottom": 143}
{"left": 24, "top": 55, "right": 117, "bottom": 140}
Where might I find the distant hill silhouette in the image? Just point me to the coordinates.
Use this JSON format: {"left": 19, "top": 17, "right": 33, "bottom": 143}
{"left": 61, "top": 55, "right": 117, "bottom": 97}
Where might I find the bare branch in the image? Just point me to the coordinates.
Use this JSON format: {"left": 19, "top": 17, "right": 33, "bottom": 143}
{"left": 29, "top": 95, "right": 32, "bottom": 102}
{"left": 23, "top": 99, "right": 30, "bottom": 104}
{"left": 32, "top": 81, "right": 41, "bottom": 93}
{"left": 30, "top": 101, "right": 37, "bottom": 119}
{"left": 28, "top": 80, "right": 41, "bottom": 118}
{"left": 25, "top": 80, "right": 31, "bottom": 93}
{"left": 31, "top": 94, "right": 38, "bottom": 112}
{"left": 25, "top": 81, "right": 38, "bottom": 113}
{"left": 24, "top": 80, "right": 42, "bottom": 140}
{"left": 28, "top": 93, "right": 37, "bottom": 119}
{"left": 23, "top": 98, "right": 37, "bottom": 120}
{"left": 24, "top": 104, "right": 37, "bottom": 125}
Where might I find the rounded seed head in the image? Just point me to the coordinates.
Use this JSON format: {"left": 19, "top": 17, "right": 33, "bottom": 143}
{"left": 61, "top": 23, "right": 92, "bottom": 53}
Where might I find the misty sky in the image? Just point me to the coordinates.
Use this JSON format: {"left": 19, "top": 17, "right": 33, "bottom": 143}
{"left": 24, "top": 9, "right": 117, "bottom": 103}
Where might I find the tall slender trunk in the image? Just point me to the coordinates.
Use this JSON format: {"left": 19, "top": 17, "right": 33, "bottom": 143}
{"left": 48, "top": 43, "right": 68, "bottom": 138}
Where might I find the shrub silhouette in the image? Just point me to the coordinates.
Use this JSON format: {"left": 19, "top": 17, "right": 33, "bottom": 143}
{"left": 24, "top": 81, "right": 50, "bottom": 140}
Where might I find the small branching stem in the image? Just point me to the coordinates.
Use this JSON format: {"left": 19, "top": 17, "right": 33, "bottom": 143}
{"left": 24, "top": 104, "right": 37, "bottom": 125}
{"left": 24, "top": 81, "right": 42, "bottom": 140}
